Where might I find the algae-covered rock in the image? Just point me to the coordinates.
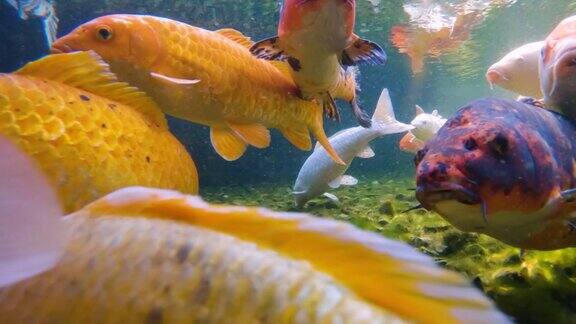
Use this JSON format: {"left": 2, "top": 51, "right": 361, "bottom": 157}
{"left": 203, "top": 177, "right": 576, "bottom": 323}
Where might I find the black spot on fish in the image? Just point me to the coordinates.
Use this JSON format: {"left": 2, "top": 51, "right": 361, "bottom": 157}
{"left": 108, "top": 103, "right": 117, "bottom": 110}
{"left": 68, "top": 101, "right": 74, "bottom": 105}
{"left": 80, "top": 95, "right": 90, "bottom": 101}
{"left": 489, "top": 134, "right": 509, "bottom": 158}
{"left": 287, "top": 57, "right": 301, "bottom": 71}
{"left": 146, "top": 156, "right": 151, "bottom": 163}
{"left": 101, "top": 123, "right": 107, "bottom": 129}
{"left": 437, "top": 162, "right": 448, "bottom": 175}
{"left": 146, "top": 307, "right": 163, "bottom": 324}
{"left": 176, "top": 244, "right": 191, "bottom": 263}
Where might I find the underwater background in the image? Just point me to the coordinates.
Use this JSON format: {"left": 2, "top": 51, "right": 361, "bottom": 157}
{"left": 3, "top": 0, "right": 576, "bottom": 323}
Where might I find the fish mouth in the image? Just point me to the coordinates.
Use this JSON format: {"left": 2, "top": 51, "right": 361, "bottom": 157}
{"left": 51, "top": 42, "right": 75, "bottom": 54}
{"left": 416, "top": 183, "right": 480, "bottom": 209}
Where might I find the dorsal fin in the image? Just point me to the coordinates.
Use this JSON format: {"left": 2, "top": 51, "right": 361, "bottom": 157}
{"left": 86, "top": 187, "right": 510, "bottom": 324}
{"left": 16, "top": 51, "right": 167, "bottom": 128}
{"left": 215, "top": 28, "right": 254, "bottom": 49}
{"left": 415, "top": 104, "right": 426, "bottom": 115}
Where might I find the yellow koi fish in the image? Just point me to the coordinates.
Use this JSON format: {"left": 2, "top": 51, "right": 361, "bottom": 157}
{"left": 52, "top": 15, "right": 344, "bottom": 164}
{"left": 0, "top": 136, "right": 509, "bottom": 323}
{"left": 0, "top": 51, "right": 198, "bottom": 212}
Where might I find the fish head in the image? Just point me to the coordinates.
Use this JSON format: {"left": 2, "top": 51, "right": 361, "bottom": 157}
{"left": 486, "top": 42, "right": 543, "bottom": 97}
{"left": 410, "top": 112, "right": 445, "bottom": 141}
{"left": 541, "top": 16, "right": 576, "bottom": 111}
{"left": 415, "top": 100, "right": 553, "bottom": 236}
{"left": 52, "top": 15, "right": 162, "bottom": 69}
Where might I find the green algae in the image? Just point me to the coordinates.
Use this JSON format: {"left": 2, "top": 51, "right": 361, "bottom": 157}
{"left": 203, "top": 177, "right": 576, "bottom": 324}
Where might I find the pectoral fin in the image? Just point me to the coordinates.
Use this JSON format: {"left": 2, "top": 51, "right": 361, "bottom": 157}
{"left": 357, "top": 146, "right": 375, "bottom": 159}
{"left": 210, "top": 127, "right": 247, "bottom": 161}
{"left": 322, "top": 193, "right": 340, "bottom": 204}
{"left": 279, "top": 127, "right": 312, "bottom": 151}
{"left": 328, "top": 176, "right": 343, "bottom": 189}
{"left": 250, "top": 36, "right": 288, "bottom": 61}
{"left": 228, "top": 123, "right": 270, "bottom": 149}
{"left": 342, "top": 35, "right": 387, "bottom": 66}
{"left": 151, "top": 72, "right": 201, "bottom": 86}
{"left": 340, "top": 175, "right": 358, "bottom": 186}
{"left": 323, "top": 92, "right": 341, "bottom": 122}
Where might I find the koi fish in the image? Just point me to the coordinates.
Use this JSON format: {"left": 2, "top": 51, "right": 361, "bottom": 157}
{"left": 0, "top": 136, "right": 510, "bottom": 323}
{"left": 5, "top": 0, "right": 58, "bottom": 47}
{"left": 52, "top": 15, "right": 344, "bottom": 164}
{"left": 486, "top": 41, "right": 544, "bottom": 98}
{"left": 416, "top": 98, "right": 576, "bottom": 250}
{"left": 0, "top": 51, "right": 198, "bottom": 212}
{"left": 250, "top": 0, "right": 387, "bottom": 128}
{"left": 540, "top": 15, "right": 576, "bottom": 118}
{"left": 293, "top": 88, "right": 413, "bottom": 208}
{"left": 399, "top": 105, "right": 446, "bottom": 154}
{"left": 390, "top": 6, "right": 483, "bottom": 74}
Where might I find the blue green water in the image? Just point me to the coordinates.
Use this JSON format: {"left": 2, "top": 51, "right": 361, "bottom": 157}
{"left": 3, "top": 2, "right": 576, "bottom": 322}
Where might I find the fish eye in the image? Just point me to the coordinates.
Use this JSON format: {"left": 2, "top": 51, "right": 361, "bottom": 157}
{"left": 96, "top": 26, "right": 113, "bottom": 41}
{"left": 464, "top": 138, "right": 478, "bottom": 151}
{"left": 414, "top": 148, "right": 428, "bottom": 166}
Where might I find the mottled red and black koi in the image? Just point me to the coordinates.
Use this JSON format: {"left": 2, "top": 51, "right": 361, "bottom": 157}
{"left": 415, "top": 98, "right": 576, "bottom": 250}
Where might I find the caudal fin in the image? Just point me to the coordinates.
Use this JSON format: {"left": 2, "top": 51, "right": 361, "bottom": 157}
{"left": 0, "top": 135, "right": 67, "bottom": 288}
{"left": 372, "top": 88, "right": 414, "bottom": 135}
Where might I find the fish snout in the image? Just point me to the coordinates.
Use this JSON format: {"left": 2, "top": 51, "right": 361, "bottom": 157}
{"left": 416, "top": 159, "right": 480, "bottom": 209}
{"left": 486, "top": 69, "right": 508, "bottom": 88}
{"left": 51, "top": 41, "right": 74, "bottom": 54}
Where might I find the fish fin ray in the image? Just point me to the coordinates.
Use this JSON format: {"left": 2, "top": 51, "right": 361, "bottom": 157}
{"left": 15, "top": 52, "right": 168, "bottom": 128}
{"left": 372, "top": 88, "right": 414, "bottom": 134}
{"left": 215, "top": 28, "right": 255, "bottom": 49}
{"left": 280, "top": 127, "right": 312, "bottom": 151}
{"left": 249, "top": 36, "right": 288, "bottom": 61}
{"left": 210, "top": 126, "right": 247, "bottom": 161}
{"left": 340, "top": 175, "right": 358, "bottom": 186}
{"left": 322, "top": 192, "right": 340, "bottom": 203}
{"left": 150, "top": 72, "right": 201, "bottom": 86}
{"left": 342, "top": 35, "right": 387, "bottom": 66}
{"left": 0, "top": 135, "right": 67, "bottom": 288}
{"left": 415, "top": 104, "right": 426, "bottom": 115}
{"left": 86, "top": 187, "right": 509, "bottom": 324}
{"left": 357, "top": 146, "right": 375, "bottom": 159}
{"left": 228, "top": 123, "right": 270, "bottom": 149}
{"left": 328, "top": 176, "right": 342, "bottom": 189}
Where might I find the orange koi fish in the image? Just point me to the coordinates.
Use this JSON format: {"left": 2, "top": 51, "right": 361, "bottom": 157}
{"left": 250, "top": 0, "right": 386, "bottom": 128}
{"left": 52, "top": 15, "right": 344, "bottom": 164}
{"left": 0, "top": 51, "right": 198, "bottom": 212}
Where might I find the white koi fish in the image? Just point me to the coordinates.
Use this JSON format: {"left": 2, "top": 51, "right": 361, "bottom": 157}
{"left": 293, "top": 88, "right": 413, "bottom": 208}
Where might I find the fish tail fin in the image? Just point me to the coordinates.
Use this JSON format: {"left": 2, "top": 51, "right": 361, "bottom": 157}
{"left": 371, "top": 88, "right": 414, "bottom": 135}
{"left": 87, "top": 187, "right": 510, "bottom": 324}
{"left": 42, "top": 6, "right": 59, "bottom": 47}
{"left": 0, "top": 135, "right": 67, "bottom": 288}
{"left": 309, "top": 105, "right": 345, "bottom": 165}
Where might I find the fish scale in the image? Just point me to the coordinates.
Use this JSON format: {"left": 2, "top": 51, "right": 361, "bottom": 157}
{"left": 0, "top": 53, "right": 199, "bottom": 212}
{"left": 0, "top": 214, "right": 402, "bottom": 323}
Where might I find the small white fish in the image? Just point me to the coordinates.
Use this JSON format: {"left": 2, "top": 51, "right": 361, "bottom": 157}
{"left": 399, "top": 105, "right": 447, "bottom": 154}
{"left": 5, "top": 0, "right": 58, "bottom": 47}
{"left": 486, "top": 41, "right": 544, "bottom": 98}
{"left": 293, "top": 88, "right": 413, "bottom": 208}
{"left": 0, "top": 134, "right": 66, "bottom": 288}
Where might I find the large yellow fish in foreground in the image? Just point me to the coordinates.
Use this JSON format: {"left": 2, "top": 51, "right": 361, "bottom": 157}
{"left": 0, "top": 51, "right": 198, "bottom": 212}
{"left": 0, "top": 136, "right": 510, "bottom": 324}
{"left": 52, "top": 14, "right": 344, "bottom": 164}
